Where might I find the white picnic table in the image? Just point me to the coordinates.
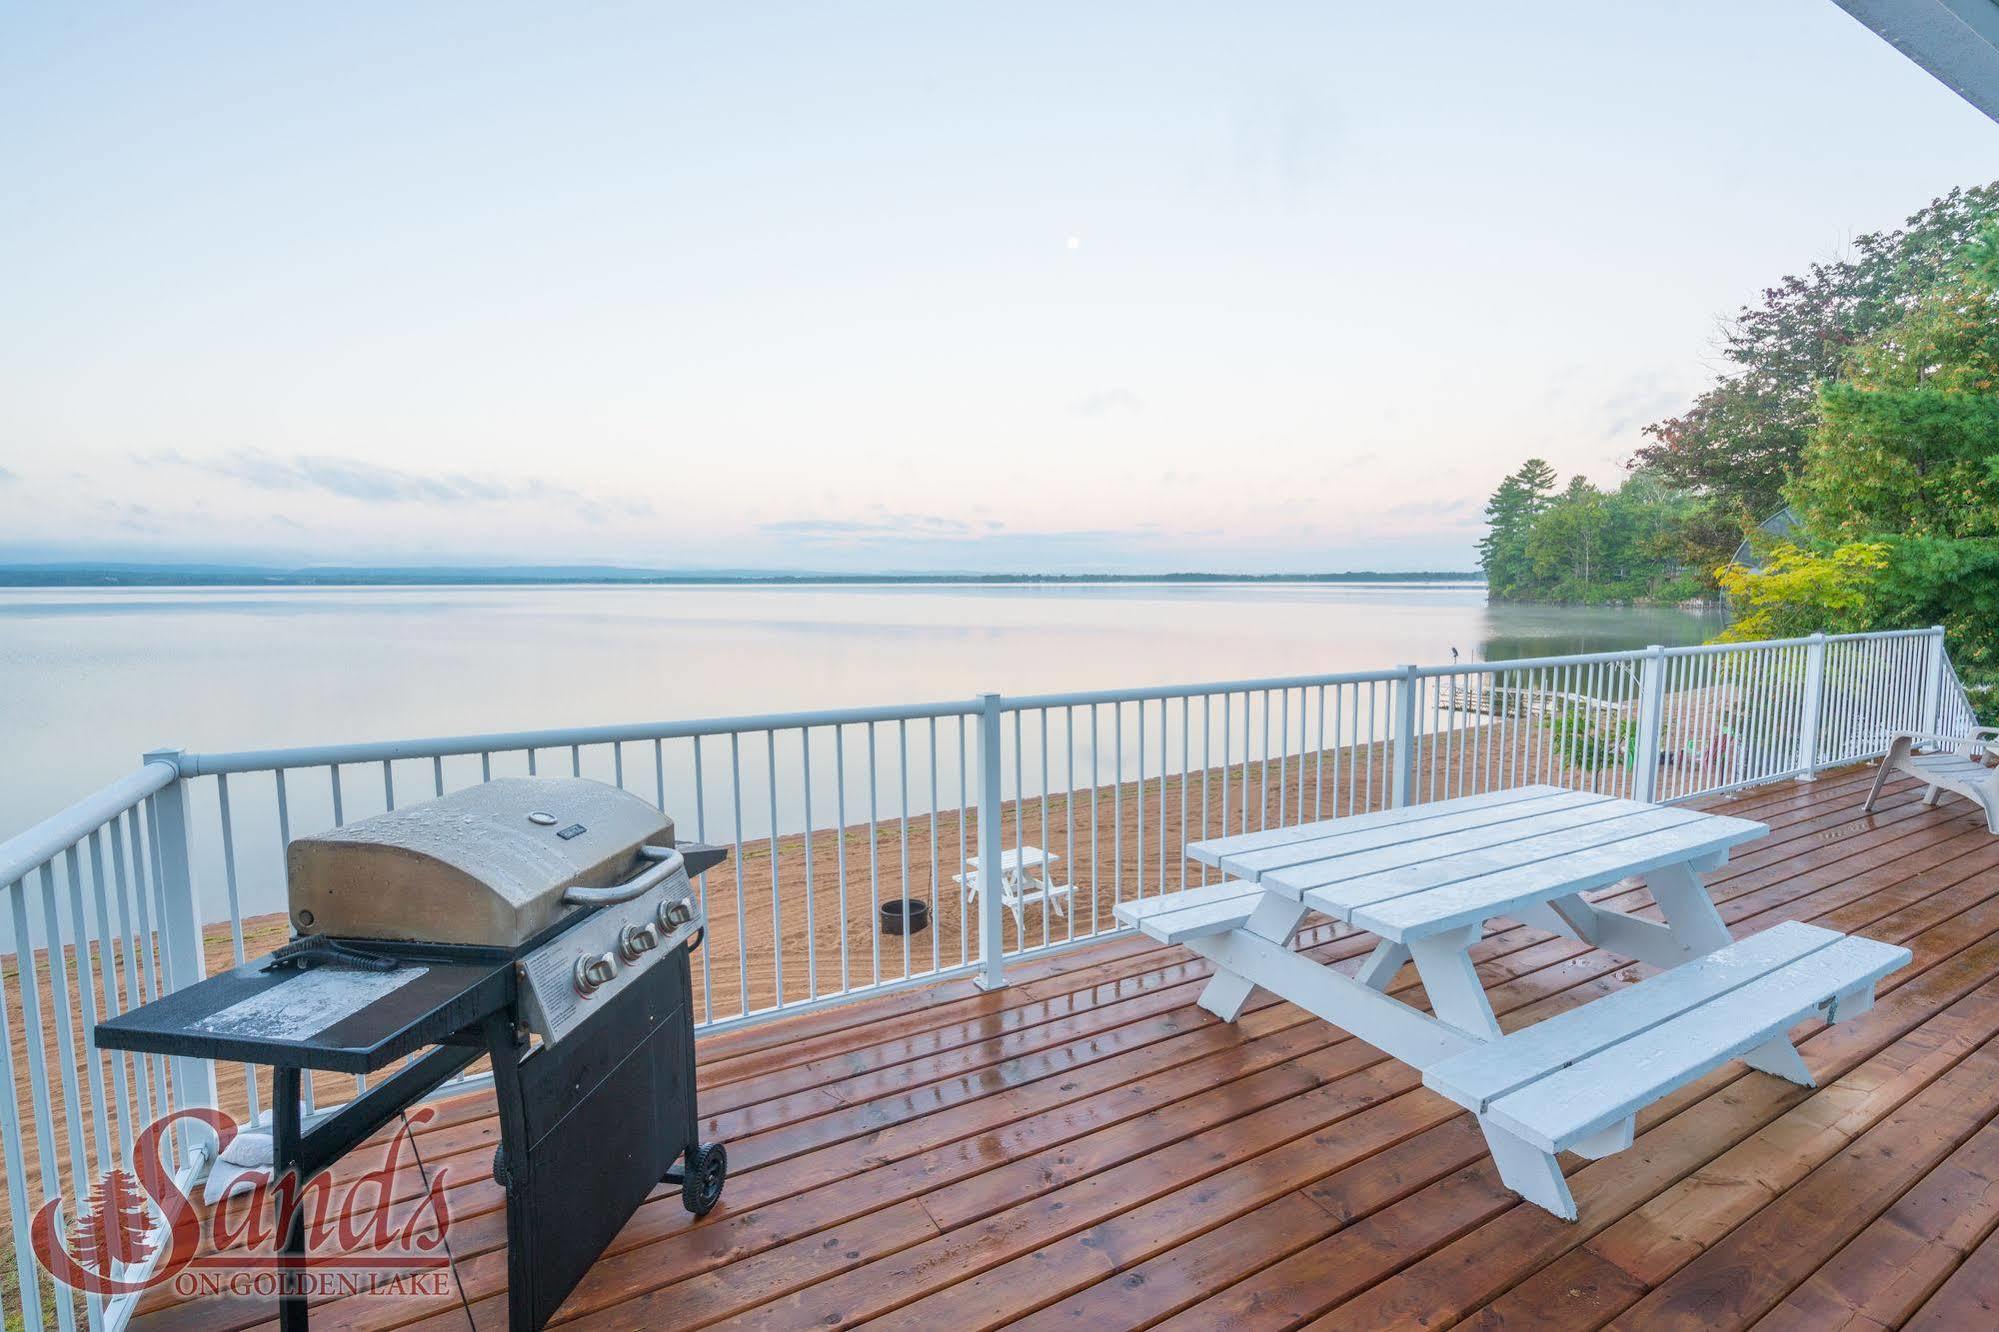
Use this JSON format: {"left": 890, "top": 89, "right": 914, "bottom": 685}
{"left": 1117, "top": 784, "right": 1911, "bottom": 1219}
{"left": 955, "top": 845, "right": 1074, "bottom": 934}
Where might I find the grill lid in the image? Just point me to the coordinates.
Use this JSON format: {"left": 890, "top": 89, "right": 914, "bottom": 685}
{"left": 286, "top": 777, "right": 674, "bottom": 947}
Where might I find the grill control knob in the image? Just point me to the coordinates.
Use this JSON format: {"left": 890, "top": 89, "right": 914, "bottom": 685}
{"left": 658, "top": 899, "right": 694, "bottom": 930}
{"left": 573, "top": 951, "right": 619, "bottom": 997}
{"left": 619, "top": 922, "right": 661, "bottom": 961}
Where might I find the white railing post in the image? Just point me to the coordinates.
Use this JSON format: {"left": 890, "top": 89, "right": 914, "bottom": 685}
{"left": 142, "top": 748, "right": 219, "bottom": 1154}
{"left": 1391, "top": 665, "right": 1419, "bottom": 808}
{"left": 1921, "top": 626, "right": 1948, "bottom": 734}
{"left": 974, "top": 694, "right": 1007, "bottom": 991}
{"left": 1631, "top": 645, "right": 1667, "bottom": 803}
{"left": 1795, "top": 632, "right": 1827, "bottom": 781}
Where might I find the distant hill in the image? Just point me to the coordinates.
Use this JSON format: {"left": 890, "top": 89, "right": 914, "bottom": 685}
{"left": 0, "top": 562, "right": 1484, "bottom": 588}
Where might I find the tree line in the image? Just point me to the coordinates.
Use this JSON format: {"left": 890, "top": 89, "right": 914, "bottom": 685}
{"left": 1478, "top": 462, "right": 1707, "bottom": 605}
{"left": 1479, "top": 182, "right": 1999, "bottom": 704}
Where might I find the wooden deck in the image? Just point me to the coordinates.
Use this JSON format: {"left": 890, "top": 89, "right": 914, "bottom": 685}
{"left": 131, "top": 764, "right": 1999, "bottom": 1330}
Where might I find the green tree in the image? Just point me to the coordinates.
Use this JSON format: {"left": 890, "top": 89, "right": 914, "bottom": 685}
{"left": 1791, "top": 225, "right": 1999, "bottom": 540}
{"left": 1635, "top": 183, "right": 1999, "bottom": 567}
{"left": 1769, "top": 222, "right": 1999, "bottom": 709}
{"left": 1713, "top": 542, "right": 1889, "bottom": 641}
{"left": 1480, "top": 462, "right": 1705, "bottom": 604}
{"left": 1526, "top": 477, "right": 1612, "bottom": 602}
{"left": 1477, "top": 458, "right": 1556, "bottom": 597}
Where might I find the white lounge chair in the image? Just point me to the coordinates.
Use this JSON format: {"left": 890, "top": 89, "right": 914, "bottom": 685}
{"left": 1866, "top": 727, "right": 1999, "bottom": 832}
{"left": 954, "top": 846, "right": 1074, "bottom": 935}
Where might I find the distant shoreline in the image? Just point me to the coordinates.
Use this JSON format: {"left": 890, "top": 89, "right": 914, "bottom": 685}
{"left": 0, "top": 565, "right": 1485, "bottom": 589}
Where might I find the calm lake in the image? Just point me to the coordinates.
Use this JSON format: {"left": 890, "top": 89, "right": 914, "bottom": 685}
{"left": 2, "top": 581, "right": 1721, "bottom": 842}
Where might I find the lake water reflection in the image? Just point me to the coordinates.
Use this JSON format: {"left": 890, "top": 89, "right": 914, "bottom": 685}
{"left": 1, "top": 581, "right": 1721, "bottom": 841}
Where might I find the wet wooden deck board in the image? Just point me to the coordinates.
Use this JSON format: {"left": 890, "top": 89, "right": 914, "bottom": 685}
{"left": 130, "top": 765, "right": 1999, "bottom": 1331}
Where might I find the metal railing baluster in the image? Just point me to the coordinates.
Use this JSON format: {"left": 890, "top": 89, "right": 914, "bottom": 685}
{"left": 956, "top": 717, "right": 969, "bottom": 967}
{"left": 1088, "top": 704, "right": 1100, "bottom": 924}
{"left": 1114, "top": 702, "right": 1124, "bottom": 907}
{"left": 693, "top": 737, "right": 712, "bottom": 1023}
{"left": 767, "top": 731, "right": 782, "bottom": 1006}
{"left": 107, "top": 815, "right": 153, "bottom": 1129}
{"left": 835, "top": 726, "right": 851, "bottom": 994}
{"left": 898, "top": 719, "right": 910, "bottom": 977}
{"left": 12, "top": 877, "right": 78, "bottom": 1332}
{"left": 929, "top": 718, "right": 942, "bottom": 969}
{"left": 0, "top": 887, "right": 43, "bottom": 1331}
{"left": 729, "top": 733, "right": 748, "bottom": 1017}
{"left": 1063, "top": 708, "right": 1077, "bottom": 942}
{"left": 1180, "top": 696, "right": 1190, "bottom": 891}
{"left": 1135, "top": 702, "right": 1146, "bottom": 903}
{"left": 803, "top": 728, "right": 817, "bottom": 1000}
{"left": 214, "top": 776, "right": 259, "bottom": 1124}
{"left": 866, "top": 724, "right": 880, "bottom": 986}
{"left": 1039, "top": 710, "right": 1050, "bottom": 944}
{"left": 68, "top": 862, "right": 110, "bottom": 1332}
{"left": 85, "top": 829, "right": 136, "bottom": 1171}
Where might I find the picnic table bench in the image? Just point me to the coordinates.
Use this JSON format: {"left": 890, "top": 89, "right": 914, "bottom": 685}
{"left": 1116, "top": 785, "right": 1909, "bottom": 1219}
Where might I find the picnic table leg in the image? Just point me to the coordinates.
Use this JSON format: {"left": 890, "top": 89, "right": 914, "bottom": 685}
{"left": 1354, "top": 940, "right": 1410, "bottom": 991}
{"left": 1407, "top": 924, "right": 1502, "bottom": 1040}
{"left": 1567, "top": 1117, "right": 1635, "bottom": 1159}
{"left": 1479, "top": 1118, "right": 1576, "bottom": 1221}
{"left": 1197, "top": 894, "right": 1308, "bottom": 1021}
{"left": 1647, "top": 861, "right": 1814, "bottom": 1085}
{"left": 1644, "top": 862, "right": 1733, "bottom": 956}
{"left": 1739, "top": 1039, "right": 1816, "bottom": 1084}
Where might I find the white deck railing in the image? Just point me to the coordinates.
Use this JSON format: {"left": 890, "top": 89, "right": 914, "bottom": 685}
{"left": 0, "top": 624, "right": 1968, "bottom": 1330}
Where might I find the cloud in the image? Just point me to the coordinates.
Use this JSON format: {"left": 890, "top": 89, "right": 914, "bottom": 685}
{"left": 1381, "top": 495, "right": 1482, "bottom": 520}
{"left": 148, "top": 449, "right": 530, "bottom": 504}
{"left": 1597, "top": 373, "right": 1689, "bottom": 442}
{"left": 755, "top": 509, "right": 1198, "bottom": 558}
{"left": 139, "top": 449, "right": 653, "bottom": 521}
{"left": 103, "top": 500, "right": 162, "bottom": 533}
{"left": 1067, "top": 388, "right": 1143, "bottom": 417}
{"left": 1227, "top": 81, "right": 1342, "bottom": 208}
{"left": 760, "top": 512, "right": 974, "bottom": 540}
{"left": 0, "top": 464, "right": 15, "bottom": 484}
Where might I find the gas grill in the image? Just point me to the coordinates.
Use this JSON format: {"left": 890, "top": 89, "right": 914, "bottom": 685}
{"left": 94, "top": 777, "right": 729, "bottom": 1332}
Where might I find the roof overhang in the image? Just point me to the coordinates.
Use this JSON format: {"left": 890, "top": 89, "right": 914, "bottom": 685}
{"left": 1832, "top": 0, "right": 1999, "bottom": 121}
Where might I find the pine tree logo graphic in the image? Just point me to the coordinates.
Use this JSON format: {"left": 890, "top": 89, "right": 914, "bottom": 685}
{"left": 65, "top": 1169, "right": 158, "bottom": 1277}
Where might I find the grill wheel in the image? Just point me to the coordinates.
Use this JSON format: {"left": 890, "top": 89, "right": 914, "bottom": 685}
{"left": 681, "top": 1141, "right": 727, "bottom": 1216}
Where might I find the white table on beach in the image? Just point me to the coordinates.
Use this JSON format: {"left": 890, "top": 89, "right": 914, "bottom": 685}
{"left": 956, "top": 845, "right": 1074, "bottom": 933}
{"left": 1115, "top": 784, "right": 1910, "bottom": 1218}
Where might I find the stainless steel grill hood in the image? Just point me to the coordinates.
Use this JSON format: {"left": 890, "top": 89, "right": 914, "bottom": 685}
{"left": 286, "top": 777, "right": 674, "bottom": 947}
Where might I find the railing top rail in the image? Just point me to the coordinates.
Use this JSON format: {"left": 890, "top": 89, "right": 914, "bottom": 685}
{"left": 1003, "top": 666, "right": 1406, "bottom": 711}
{"left": 1414, "top": 648, "right": 1651, "bottom": 678}
{"left": 1411, "top": 626, "right": 1942, "bottom": 678}
{"left": 0, "top": 760, "right": 175, "bottom": 886}
{"left": 176, "top": 698, "right": 987, "bottom": 777}
{"left": 1663, "top": 626, "right": 1940, "bottom": 658}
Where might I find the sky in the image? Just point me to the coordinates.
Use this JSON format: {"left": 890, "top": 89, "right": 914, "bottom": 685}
{"left": 1, "top": 2, "right": 1995, "bottom": 575}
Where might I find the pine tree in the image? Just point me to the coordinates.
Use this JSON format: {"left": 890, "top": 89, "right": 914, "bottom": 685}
{"left": 1478, "top": 458, "right": 1556, "bottom": 598}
